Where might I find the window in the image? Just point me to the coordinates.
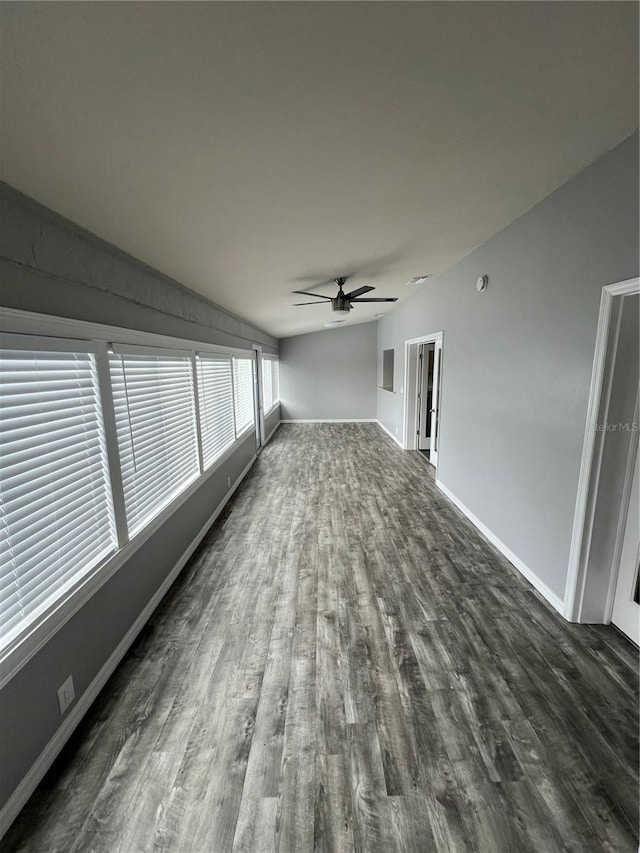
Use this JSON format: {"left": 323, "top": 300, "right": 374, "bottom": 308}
{"left": 109, "top": 351, "right": 200, "bottom": 537}
{"left": 272, "top": 359, "right": 280, "bottom": 406}
{"left": 1, "top": 347, "right": 116, "bottom": 648}
{"left": 261, "top": 357, "right": 280, "bottom": 414}
{"left": 0, "top": 315, "right": 260, "bottom": 670}
{"left": 196, "top": 354, "right": 235, "bottom": 468}
{"left": 262, "top": 358, "right": 273, "bottom": 413}
{"left": 232, "top": 357, "right": 254, "bottom": 436}
{"left": 382, "top": 349, "right": 395, "bottom": 392}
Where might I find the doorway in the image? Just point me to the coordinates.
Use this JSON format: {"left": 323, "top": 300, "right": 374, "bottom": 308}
{"left": 564, "top": 277, "right": 639, "bottom": 636}
{"left": 416, "top": 340, "right": 443, "bottom": 466}
{"left": 403, "top": 331, "right": 443, "bottom": 470}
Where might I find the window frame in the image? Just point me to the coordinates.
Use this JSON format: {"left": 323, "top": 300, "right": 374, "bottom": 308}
{"left": 108, "top": 347, "right": 201, "bottom": 538}
{"left": 195, "top": 352, "right": 236, "bottom": 470}
{"left": 0, "top": 307, "right": 261, "bottom": 688}
{"left": 232, "top": 355, "right": 255, "bottom": 439}
{"left": 0, "top": 336, "right": 119, "bottom": 658}
{"left": 382, "top": 348, "right": 395, "bottom": 392}
{"left": 261, "top": 354, "right": 280, "bottom": 416}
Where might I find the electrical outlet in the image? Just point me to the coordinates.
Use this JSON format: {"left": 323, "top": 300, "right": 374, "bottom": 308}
{"left": 227, "top": 475, "right": 231, "bottom": 488}
{"left": 57, "top": 675, "right": 75, "bottom": 715}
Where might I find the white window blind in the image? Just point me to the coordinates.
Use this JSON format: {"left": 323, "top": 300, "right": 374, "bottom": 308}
{"left": 0, "top": 349, "right": 116, "bottom": 648}
{"left": 261, "top": 358, "right": 274, "bottom": 413}
{"left": 196, "top": 355, "right": 235, "bottom": 468}
{"left": 232, "top": 357, "right": 254, "bottom": 437}
{"left": 109, "top": 352, "right": 199, "bottom": 537}
{"left": 272, "top": 359, "right": 280, "bottom": 406}
{"left": 261, "top": 357, "right": 280, "bottom": 413}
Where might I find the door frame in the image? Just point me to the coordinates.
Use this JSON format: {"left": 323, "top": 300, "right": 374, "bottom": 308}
{"left": 610, "top": 425, "right": 639, "bottom": 641}
{"left": 252, "top": 344, "right": 266, "bottom": 451}
{"left": 563, "top": 276, "right": 640, "bottom": 622}
{"left": 429, "top": 339, "right": 443, "bottom": 468}
{"left": 402, "top": 331, "right": 444, "bottom": 468}
{"left": 416, "top": 342, "right": 434, "bottom": 452}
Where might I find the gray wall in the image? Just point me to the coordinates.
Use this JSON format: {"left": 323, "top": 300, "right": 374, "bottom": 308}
{"left": 378, "top": 132, "right": 639, "bottom": 601}
{"left": 264, "top": 404, "right": 281, "bottom": 440}
{"left": 0, "top": 182, "right": 278, "bottom": 354}
{"left": 280, "top": 322, "right": 377, "bottom": 420}
{"left": 0, "top": 185, "right": 278, "bottom": 815}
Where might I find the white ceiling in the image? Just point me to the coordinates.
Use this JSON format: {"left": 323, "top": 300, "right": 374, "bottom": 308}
{"left": 0, "top": 2, "right": 637, "bottom": 338}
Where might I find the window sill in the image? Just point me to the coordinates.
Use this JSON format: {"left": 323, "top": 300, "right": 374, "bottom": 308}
{"left": 235, "top": 423, "right": 255, "bottom": 441}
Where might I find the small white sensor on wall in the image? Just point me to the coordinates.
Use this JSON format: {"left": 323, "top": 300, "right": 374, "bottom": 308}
{"left": 476, "top": 275, "right": 488, "bottom": 292}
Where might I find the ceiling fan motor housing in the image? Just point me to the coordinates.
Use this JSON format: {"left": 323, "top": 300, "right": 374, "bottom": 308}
{"left": 332, "top": 294, "right": 351, "bottom": 313}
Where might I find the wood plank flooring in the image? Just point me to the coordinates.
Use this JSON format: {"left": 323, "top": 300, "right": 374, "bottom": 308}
{"left": 3, "top": 423, "right": 638, "bottom": 852}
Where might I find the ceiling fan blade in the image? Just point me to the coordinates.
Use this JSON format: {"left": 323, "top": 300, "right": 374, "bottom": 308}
{"left": 350, "top": 297, "right": 398, "bottom": 303}
{"left": 292, "top": 290, "right": 332, "bottom": 300}
{"left": 345, "top": 285, "right": 375, "bottom": 299}
{"left": 292, "top": 300, "right": 332, "bottom": 306}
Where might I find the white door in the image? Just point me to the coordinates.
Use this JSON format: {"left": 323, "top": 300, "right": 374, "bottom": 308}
{"left": 429, "top": 340, "right": 442, "bottom": 468}
{"left": 612, "top": 442, "right": 640, "bottom": 645}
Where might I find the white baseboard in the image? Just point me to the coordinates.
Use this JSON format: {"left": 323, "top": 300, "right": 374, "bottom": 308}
{"left": 376, "top": 419, "right": 404, "bottom": 448}
{"left": 280, "top": 418, "right": 377, "bottom": 423}
{"left": 435, "top": 479, "right": 565, "bottom": 615}
{"left": 0, "top": 455, "right": 257, "bottom": 842}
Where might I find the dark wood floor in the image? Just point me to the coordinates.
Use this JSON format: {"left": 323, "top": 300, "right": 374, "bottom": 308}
{"left": 3, "top": 424, "right": 638, "bottom": 852}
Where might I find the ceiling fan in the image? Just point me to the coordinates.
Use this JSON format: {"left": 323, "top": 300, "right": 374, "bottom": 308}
{"left": 293, "top": 276, "right": 398, "bottom": 317}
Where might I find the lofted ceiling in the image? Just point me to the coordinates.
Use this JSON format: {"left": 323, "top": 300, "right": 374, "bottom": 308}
{"left": 0, "top": 2, "right": 637, "bottom": 338}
